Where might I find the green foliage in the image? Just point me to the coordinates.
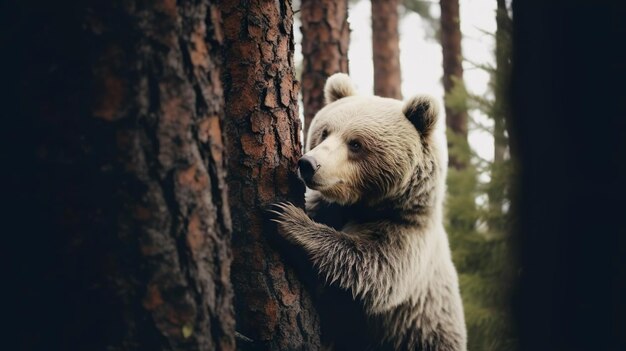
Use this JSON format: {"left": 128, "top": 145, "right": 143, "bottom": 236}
{"left": 402, "top": 0, "right": 434, "bottom": 19}
{"left": 445, "top": 133, "right": 478, "bottom": 230}
{"left": 444, "top": 4, "right": 517, "bottom": 350}
{"left": 447, "top": 158, "right": 517, "bottom": 351}
{"left": 445, "top": 76, "right": 470, "bottom": 116}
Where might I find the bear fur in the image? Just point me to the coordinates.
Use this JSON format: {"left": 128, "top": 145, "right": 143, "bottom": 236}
{"left": 273, "top": 73, "right": 467, "bottom": 351}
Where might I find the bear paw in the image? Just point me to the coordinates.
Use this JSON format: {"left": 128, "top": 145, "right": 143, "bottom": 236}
{"left": 270, "top": 202, "right": 313, "bottom": 245}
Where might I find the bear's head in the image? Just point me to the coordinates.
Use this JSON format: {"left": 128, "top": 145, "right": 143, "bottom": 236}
{"left": 299, "top": 73, "right": 444, "bottom": 206}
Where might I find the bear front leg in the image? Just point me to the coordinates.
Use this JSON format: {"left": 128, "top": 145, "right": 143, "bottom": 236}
{"left": 271, "top": 202, "right": 389, "bottom": 302}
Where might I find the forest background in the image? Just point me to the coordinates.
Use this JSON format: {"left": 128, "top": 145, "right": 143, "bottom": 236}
{"left": 2, "top": 0, "right": 624, "bottom": 350}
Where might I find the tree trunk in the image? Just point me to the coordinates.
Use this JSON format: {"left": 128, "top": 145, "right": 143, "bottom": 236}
{"left": 3, "top": 1, "right": 235, "bottom": 350}
{"left": 300, "top": 0, "right": 350, "bottom": 142}
{"left": 488, "top": 0, "right": 512, "bottom": 230}
{"left": 494, "top": 0, "right": 514, "bottom": 162}
{"left": 512, "top": 1, "right": 626, "bottom": 349}
{"left": 371, "top": 0, "right": 403, "bottom": 99}
{"left": 440, "top": 0, "right": 468, "bottom": 169}
{"left": 494, "top": 0, "right": 512, "bottom": 164}
{"left": 220, "top": 1, "right": 322, "bottom": 350}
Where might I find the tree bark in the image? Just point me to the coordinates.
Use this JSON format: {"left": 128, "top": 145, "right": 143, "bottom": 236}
{"left": 220, "top": 1, "right": 321, "bottom": 350}
{"left": 371, "top": 0, "right": 403, "bottom": 99}
{"left": 3, "top": 1, "right": 235, "bottom": 350}
{"left": 440, "top": 0, "right": 468, "bottom": 169}
{"left": 300, "top": 0, "right": 350, "bottom": 142}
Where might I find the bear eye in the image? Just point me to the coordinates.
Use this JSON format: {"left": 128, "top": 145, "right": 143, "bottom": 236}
{"left": 348, "top": 140, "right": 362, "bottom": 152}
{"left": 321, "top": 129, "right": 329, "bottom": 140}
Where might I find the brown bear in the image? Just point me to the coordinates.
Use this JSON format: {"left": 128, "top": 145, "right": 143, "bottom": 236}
{"left": 273, "top": 73, "right": 466, "bottom": 351}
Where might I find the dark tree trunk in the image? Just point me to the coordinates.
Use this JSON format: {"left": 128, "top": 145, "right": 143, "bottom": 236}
{"left": 220, "top": 1, "right": 321, "bottom": 350}
{"left": 488, "top": 0, "right": 512, "bottom": 228}
{"left": 3, "top": 1, "right": 235, "bottom": 350}
{"left": 371, "top": 0, "right": 403, "bottom": 99}
{"left": 440, "top": 0, "right": 468, "bottom": 169}
{"left": 494, "top": 0, "right": 512, "bottom": 164}
{"left": 512, "top": 1, "right": 626, "bottom": 350}
{"left": 300, "top": 0, "right": 350, "bottom": 142}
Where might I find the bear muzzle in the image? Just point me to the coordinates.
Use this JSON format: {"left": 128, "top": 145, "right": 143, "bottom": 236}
{"left": 297, "top": 155, "right": 320, "bottom": 187}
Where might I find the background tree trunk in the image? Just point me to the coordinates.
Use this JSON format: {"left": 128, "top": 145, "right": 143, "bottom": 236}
{"left": 300, "top": 0, "right": 350, "bottom": 142}
{"left": 220, "top": 1, "right": 321, "bottom": 350}
{"left": 440, "top": 0, "right": 468, "bottom": 169}
{"left": 494, "top": 0, "right": 512, "bottom": 163}
{"left": 371, "top": 0, "right": 403, "bottom": 99}
{"left": 3, "top": 1, "right": 235, "bottom": 350}
{"left": 488, "top": 0, "right": 512, "bottom": 230}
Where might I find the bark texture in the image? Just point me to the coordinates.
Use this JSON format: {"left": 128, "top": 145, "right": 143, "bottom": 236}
{"left": 220, "top": 1, "right": 322, "bottom": 350}
{"left": 300, "top": 0, "right": 350, "bottom": 141}
{"left": 371, "top": 0, "right": 403, "bottom": 99}
{"left": 440, "top": 0, "right": 468, "bottom": 169}
{"left": 3, "top": 1, "right": 235, "bottom": 350}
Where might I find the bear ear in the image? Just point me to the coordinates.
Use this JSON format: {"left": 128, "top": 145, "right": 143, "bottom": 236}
{"left": 402, "top": 95, "right": 439, "bottom": 136}
{"left": 324, "top": 73, "right": 356, "bottom": 104}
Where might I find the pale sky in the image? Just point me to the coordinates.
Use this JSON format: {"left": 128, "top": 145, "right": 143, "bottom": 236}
{"left": 294, "top": 0, "right": 497, "bottom": 161}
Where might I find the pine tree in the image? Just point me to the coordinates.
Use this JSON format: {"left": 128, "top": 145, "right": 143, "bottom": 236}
{"left": 440, "top": 0, "right": 469, "bottom": 170}
{"left": 444, "top": 1, "right": 518, "bottom": 350}
{"left": 300, "top": 0, "right": 350, "bottom": 142}
{"left": 372, "top": 0, "right": 403, "bottom": 99}
{"left": 489, "top": 0, "right": 513, "bottom": 231}
{"left": 220, "top": 0, "right": 322, "bottom": 349}
{"left": 3, "top": 1, "right": 235, "bottom": 349}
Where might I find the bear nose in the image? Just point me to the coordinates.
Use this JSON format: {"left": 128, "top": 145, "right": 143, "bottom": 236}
{"left": 297, "top": 155, "right": 319, "bottom": 183}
